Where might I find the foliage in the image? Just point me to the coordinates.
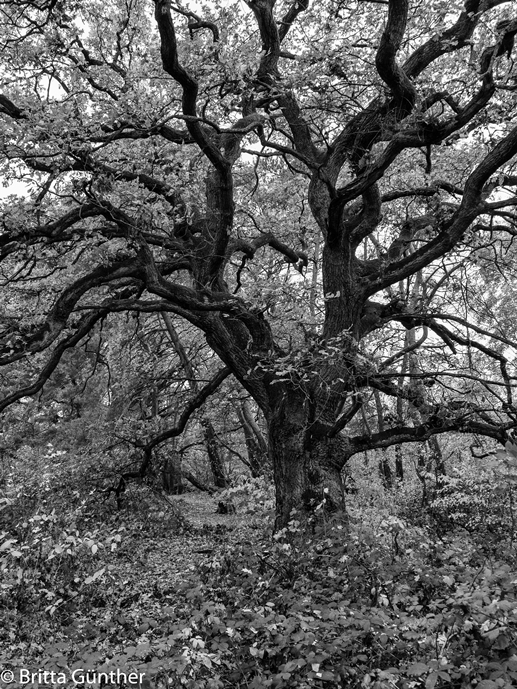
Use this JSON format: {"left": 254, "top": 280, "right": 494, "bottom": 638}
{"left": 185, "top": 523, "right": 517, "bottom": 689}
{"left": 218, "top": 476, "right": 275, "bottom": 521}
{"left": 427, "top": 454, "right": 517, "bottom": 544}
{"left": 2, "top": 439, "right": 517, "bottom": 689}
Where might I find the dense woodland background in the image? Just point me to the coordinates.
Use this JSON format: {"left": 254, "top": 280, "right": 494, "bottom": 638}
{"left": 1, "top": 0, "right": 517, "bottom": 686}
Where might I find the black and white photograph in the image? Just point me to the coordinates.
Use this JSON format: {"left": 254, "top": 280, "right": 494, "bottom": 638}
{"left": 1, "top": 0, "right": 517, "bottom": 686}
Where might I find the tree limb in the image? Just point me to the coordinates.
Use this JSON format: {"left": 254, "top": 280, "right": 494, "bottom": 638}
{"left": 143, "top": 366, "right": 232, "bottom": 452}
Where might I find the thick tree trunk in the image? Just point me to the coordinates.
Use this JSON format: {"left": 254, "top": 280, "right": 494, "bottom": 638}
{"left": 268, "top": 394, "right": 348, "bottom": 531}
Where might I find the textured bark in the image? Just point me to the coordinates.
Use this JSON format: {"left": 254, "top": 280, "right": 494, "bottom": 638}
{"left": 202, "top": 419, "right": 228, "bottom": 488}
{"left": 429, "top": 436, "right": 446, "bottom": 477}
{"left": 238, "top": 401, "right": 269, "bottom": 477}
{"left": 183, "top": 471, "right": 214, "bottom": 494}
{"left": 395, "top": 445, "right": 404, "bottom": 482}
{"left": 162, "top": 453, "right": 183, "bottom": 494}
{"left": 374, "top": 389, "right": 393, "bottom": 489}
{"left": 268, "top": 392, "right": 348, "bottom": 530}
{"left": 380, "top": 455, "right": 394, "bottom": 490}
{"left": 162, "top": 313, "right": 227, "bottom": 487}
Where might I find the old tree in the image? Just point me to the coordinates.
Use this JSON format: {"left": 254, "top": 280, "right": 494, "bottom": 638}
{"left": 1, "top": 0, "right": 517, "bottom": 528}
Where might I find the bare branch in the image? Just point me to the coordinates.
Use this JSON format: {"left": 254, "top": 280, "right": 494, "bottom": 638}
{"left": 0, "top": 309, "right": 110, "bottom": 413}
{"left": 154, "top": 0, "right": 225, "bottom": 169}
{"left": 144, "top": 367, "right": 232, "bottom": 452}
{"left": 375, "top": 0, "right": 416, "bottom": 113}
{"left": 278, "top": 0, "right": 309, "bottom": 42}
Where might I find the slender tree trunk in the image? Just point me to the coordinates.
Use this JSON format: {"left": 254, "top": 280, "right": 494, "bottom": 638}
{"left": 240, "top": 418, "right": 264, "bottom": 478}
{"left": 373, "top": 389, "right": 394, "bottom": 489}
{"left": 429, "top": 436, "right": 446, "bottom": 477}
{"left": 395, "top": 445, "right": 404, "bottom": 481}
{"left": 162, "top": 452, "right": 183, "bottom": 494}
{"left": 202, "top": 419, "right": 228, "bottom": 488}
{"left": 183, "top": 470, "right": 214, "bottom": 493}
{"left": 162, "top": 313, "right": 228, "bottom": 488}
{"left": 237, "top": 401, "right": 268, "bottom": 477}
{"left": 379, "top": 454, "right": 394, "bottom": 489}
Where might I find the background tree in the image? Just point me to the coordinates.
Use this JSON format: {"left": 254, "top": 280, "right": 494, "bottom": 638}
{"left": 1, "top": 0, "right": 517, "bottom": 529}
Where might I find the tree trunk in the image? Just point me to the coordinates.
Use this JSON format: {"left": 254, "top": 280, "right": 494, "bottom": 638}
{"left": 162, "top": 452, "right": 183, "bottom": 494}
{"left": 183, "top": 470, "right": 214, "bottom": 493}
{"left": 241, "top": 424, "right": 264, "bottom": 478}
{"left": 268, "top": 394, "right": 348, "bottom": 531}
{"left": 237, "top": 401, "right": 269, "bottom": 477}
{"left": 380, "top": 454, "right": 394, "bottom": 489}
{"left": 374, "top": 390, "right": 393, "bottom": 488}
{"left": 395, "top": 445, "right": 404, "bottom": 481}
{"left": 203, "top": 419, "right": 228, "bottom": 488}
{"left": 162, "top": 314, "right": 228, "bottom": 489}
{"left": 429, "top": 436, "right": 446, "bottom": 477}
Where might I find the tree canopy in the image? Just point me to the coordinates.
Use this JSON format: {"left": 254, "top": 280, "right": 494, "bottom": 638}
{"left": 1, "top": 0, "right": 517, "bottom": 527}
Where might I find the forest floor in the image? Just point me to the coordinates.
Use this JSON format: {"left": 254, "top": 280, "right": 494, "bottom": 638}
{"left": 1, "top": 487, "right": 254, "bottom": 682}
{"left": 111, "top": 491, "right": 248, "bottom": 607}
{"left": 2, "top": 483, "right": 517, "bottom": 688}
{"left": 166, "top": 492, "right": 243, "bottom": 529}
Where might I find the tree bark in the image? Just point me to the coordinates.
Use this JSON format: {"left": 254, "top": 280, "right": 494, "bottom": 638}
{"left": 374, "top": 389, "right": 393, "bottom": 489}
{"left": 162, "top": 313, "right": 228, "bottom": 488}
{"left": 429, "top": 436, "right": 446, "bottom": 477}
{"left": 183, "top": 470, "right": 214, "bottom": 493}
{"left": 202, "top": 418, "right": 228, "bottom": 488}
{"left": 237, "top": 401, "right": 269, "bottom": 477}
{"left": 379, "top": 454, "right": 394, "bottom": 489}
{"left": 268, "top": 392, "right": 348, "bottom": 531}
{"left": 162, "top": 452, "right": 183, "bottom": 494}
{"left": 395, "top": 445, "right": 404, "bottom": 481}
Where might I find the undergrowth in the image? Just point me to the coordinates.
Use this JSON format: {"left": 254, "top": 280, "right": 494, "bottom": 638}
{"left": 1, "top": 451, "right": 517, "bottom": 688}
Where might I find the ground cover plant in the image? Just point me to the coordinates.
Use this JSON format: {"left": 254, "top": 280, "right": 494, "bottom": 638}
{"left": 1, "top": 441, "right": 517, "bottom": 688}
